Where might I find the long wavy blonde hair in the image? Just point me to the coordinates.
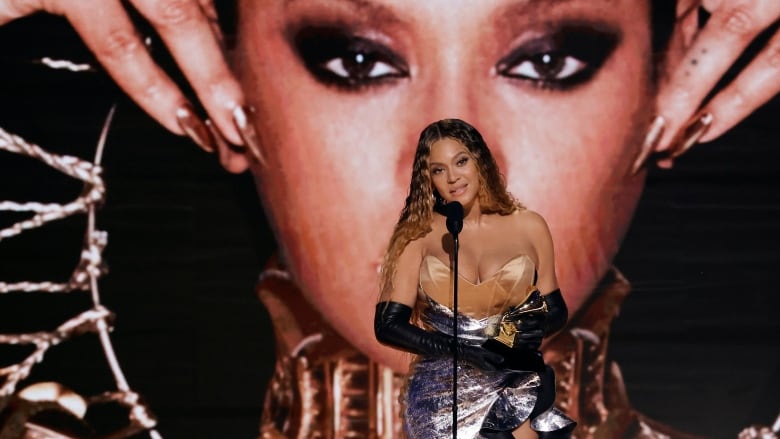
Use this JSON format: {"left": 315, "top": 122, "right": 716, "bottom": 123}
{"left": 378, "top": 119, "right": 521, "bottom": 298}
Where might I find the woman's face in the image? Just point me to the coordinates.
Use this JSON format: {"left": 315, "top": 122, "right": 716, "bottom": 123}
{"left": 428, "top": 138, "right": 481, "bottom": 211}
{"left": 236, "top": 0, "right": 653, "bottom": 372}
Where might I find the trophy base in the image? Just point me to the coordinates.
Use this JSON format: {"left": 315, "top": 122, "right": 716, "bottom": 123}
{"left": 482, "top": 338, "right": 545, "bottom": 373}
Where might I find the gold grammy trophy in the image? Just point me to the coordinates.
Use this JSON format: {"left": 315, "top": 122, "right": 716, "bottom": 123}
{"left": 482, "top": 288, "right": 548, "bottom": 373}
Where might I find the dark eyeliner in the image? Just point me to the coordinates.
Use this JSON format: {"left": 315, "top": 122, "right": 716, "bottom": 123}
{"left": 497, "top": 23, "right": 621, "bottom": 90}
{"left": 290, "top": 26, "right": 409, "bottom": 90}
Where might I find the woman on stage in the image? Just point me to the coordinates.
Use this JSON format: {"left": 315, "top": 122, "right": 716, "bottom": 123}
{"left": 375, "top": 119, "right": 576, "bottom": 438}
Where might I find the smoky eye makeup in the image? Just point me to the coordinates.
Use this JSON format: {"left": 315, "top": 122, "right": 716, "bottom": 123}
{"left": 496, "top": 22, "right": 621, "bottom": 91}
{"left": 289, "top": 25, "right": 410, "bottom": 91}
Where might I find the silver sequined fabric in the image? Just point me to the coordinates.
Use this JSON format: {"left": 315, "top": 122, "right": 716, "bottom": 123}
{"left": 402, "top": 296, "right": 575, "bottom": 438}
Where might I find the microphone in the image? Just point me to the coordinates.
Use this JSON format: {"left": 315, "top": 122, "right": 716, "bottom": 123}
{"left": 445, "top": 201, "right": 464, "bottom": 235}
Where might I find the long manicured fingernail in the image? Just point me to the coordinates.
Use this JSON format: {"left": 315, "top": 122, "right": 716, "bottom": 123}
{"left": 232, "top": 105, "right": 266, "bottom": 166}
{"left": 176, "top": 104, "right": 216, "bottom": 153}
{"left": 204, "top": 118, "right": 232, "bottom": 165}
{"left": 205, "top": 119, "right": 228, "bottom": 149}
{"left": 631, "top": 115, "right": 665, "bottom": 175}
{"left": 669, "top": 112, "right": 713, "bottom": 158}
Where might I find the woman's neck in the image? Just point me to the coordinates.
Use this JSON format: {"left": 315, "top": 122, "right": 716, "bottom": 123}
{"left": 462, "top": 201, "right": 482, "bottom": 226}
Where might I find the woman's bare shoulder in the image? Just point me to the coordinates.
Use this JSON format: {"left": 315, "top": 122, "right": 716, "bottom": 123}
{"left": 513, "top": 210, "right": 554, "bottom": 260}
{"left": 512, "top": 207, "right": 549, "bottom": 231}
{"left": 507, "top": 208, "right": 553, "bottom": 251}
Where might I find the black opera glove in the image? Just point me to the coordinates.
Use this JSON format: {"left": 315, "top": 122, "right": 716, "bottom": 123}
{"left": 513, "top": 314, "right": 545, "bottom": 351}
{"left": 540, "top": 289, "right": 568, "bottom": 336}
{"left": 374, "top": 301, "right": 505, "bottom": 371}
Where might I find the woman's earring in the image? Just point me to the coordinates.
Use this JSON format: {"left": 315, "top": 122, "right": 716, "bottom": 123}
{"left": 433, "top": 192, "right": 447, "bottom": 208}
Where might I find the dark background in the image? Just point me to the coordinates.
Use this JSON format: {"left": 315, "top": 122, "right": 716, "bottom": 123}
{"left": 1, "top": 13, "right": 778, "bottom": 439}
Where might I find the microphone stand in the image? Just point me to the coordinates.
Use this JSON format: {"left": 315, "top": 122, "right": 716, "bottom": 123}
{"left": 451, "top": 231, "right": 459, "bottom": 439}
{"left": 445, "top": 200, "right": 464, "bottom": 439}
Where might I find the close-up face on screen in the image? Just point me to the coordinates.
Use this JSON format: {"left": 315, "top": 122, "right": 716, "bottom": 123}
{"left": 236, "top": 0, "right": 652, "bottom": 372}
{"left": 0, "top": 0, "right": 778, "bottom": 437}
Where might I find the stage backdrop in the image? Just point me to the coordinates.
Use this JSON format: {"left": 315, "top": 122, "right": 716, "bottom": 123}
{"left": 1, "top": 9, "right": 778, "bottom": 439}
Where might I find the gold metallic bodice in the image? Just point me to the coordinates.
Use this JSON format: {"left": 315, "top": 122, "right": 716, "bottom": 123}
{"left": 419, "top": 254, "right": 536, "bottom": 319}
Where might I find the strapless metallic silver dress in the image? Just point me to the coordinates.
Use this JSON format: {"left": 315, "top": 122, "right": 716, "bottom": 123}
{"left": 402, "top": 296, "right": 575, "bottom": 438}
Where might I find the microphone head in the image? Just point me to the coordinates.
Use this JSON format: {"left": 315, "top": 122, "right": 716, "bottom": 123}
{"left": 445, "top": 201, "right": 464, "bottom": 235}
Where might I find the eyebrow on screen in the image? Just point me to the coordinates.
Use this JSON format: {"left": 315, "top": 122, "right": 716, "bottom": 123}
{"left": 283, "top": 0, "right": 584, "bottom": 26}
{"left": 496, "top": 0, "right": 585, "bottom": 21}
{"left": 283, "top": 0, "right": 406, "bottom": 26}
